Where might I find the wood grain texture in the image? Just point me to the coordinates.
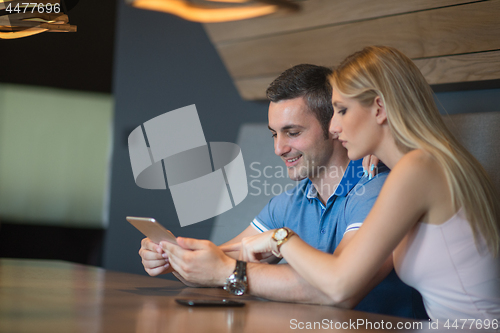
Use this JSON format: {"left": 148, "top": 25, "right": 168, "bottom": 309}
{"left": 235, "top": 50, "right": 500, "bottom": 100}
{"left": 415, "top": 50, "right": 500, "bottom": 84}
{"left": 215, "top": 1, "right": 500, "bottom": 79}
{"left": 0, "top": 259, "right": 424, "bottom": 333}
{"left": 235, "top": 75, "right": 277, "bottom": 100}
{"left": 203, "top": 0, "right": 480, "bottom": 44}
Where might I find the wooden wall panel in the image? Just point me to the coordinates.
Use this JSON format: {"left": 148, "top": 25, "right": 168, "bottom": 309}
{"left": 204, "top": 0, "right": 480, "bottom": 44}
{"left": 235, "top": 76, "right": 276, "bottom": 100}
{"left": 415, "top": 50, "right": 500, "bottom": 85}
{"left": 219, "top": 1, "right": 500, "bottom": 78}
{"left": 204, "top": 0, "right": 500, "bottom": 100}
{"left": 236, "top": 50, "right": 500, "bottom": 100}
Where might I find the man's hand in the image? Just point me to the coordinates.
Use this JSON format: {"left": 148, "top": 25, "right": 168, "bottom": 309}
{"left": 220, "top": 230, "right": 277, "bottom": 263}
{"left": 138, "top": 238, "right": 174, "bottom": 276}
{"left": 161, "top": 237, "right": 236, "bottom": 287}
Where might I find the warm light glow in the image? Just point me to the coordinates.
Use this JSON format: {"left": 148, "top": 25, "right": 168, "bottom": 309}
{"left": 0, "top": 27, "right": 48, "bottom": 39}
{"left": 23, "top": 18, "right": 64, "bottom": 24}
{"left": 130, "top": 0, "right": 278, "bottom": 23}
{"left": 19, "top": 14, "right": 68, "bottom": 24}
{"left": 207, "top": 0, "right": 249, "bottom": 3}
{"left": 0, "top": 5, "right": 76, "bottom": 39}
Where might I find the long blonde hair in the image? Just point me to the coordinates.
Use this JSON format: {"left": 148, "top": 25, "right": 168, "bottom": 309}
{"left": 330, "top": 46, "right": 500, "bottom": 255}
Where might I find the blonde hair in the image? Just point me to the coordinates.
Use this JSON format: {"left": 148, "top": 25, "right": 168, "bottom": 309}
{"left": 330, "top": 46, "right": 500, "bottom": 255}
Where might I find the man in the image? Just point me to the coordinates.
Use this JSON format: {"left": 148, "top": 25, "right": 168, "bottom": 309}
{"left": 139, "top": 64, "right": 425, "bottom": 318}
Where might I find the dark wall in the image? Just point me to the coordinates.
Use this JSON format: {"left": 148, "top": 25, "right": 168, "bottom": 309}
{"left": 102, "top": 1, "right": 268, "bottom": 276}
{"left": 434, "top": 88, "right": 500, "bottom": 115}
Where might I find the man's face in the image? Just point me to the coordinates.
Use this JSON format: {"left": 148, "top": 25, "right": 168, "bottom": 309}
{"left": 268, "top": 97, "right": 335, "bottom": 181}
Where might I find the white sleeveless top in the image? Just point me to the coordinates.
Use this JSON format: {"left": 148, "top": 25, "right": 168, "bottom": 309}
{"left": 393, "top": 209, "right": 500, "bottom": 320}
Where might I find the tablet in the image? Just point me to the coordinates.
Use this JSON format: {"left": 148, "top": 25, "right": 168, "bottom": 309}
{"left": 126, "top": 216, "right": 178, "bottom": 245}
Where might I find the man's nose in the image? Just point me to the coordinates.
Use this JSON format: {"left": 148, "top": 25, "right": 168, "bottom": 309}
{"left": 274, "top": 136, "right": 291, "bottom": 156}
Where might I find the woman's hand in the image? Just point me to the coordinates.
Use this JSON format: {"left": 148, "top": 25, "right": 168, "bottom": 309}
{"left": 363, "top": 155, "right": 380, "bottom": 179}
{"left": 220, "top": 230, "right": 278, "bottom": 262}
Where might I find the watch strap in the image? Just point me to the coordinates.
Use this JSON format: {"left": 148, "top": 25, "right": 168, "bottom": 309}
{"left": 235, "top": 260, "right": 246, "bottom": 279}
{"left": 272, "top": 227, "right": 295, "bottom": 258}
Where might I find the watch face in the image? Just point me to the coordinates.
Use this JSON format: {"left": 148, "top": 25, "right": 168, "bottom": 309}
{"left": 275, "top": 228, "right": 287, "bottom": 241}
{"left": 228, "top": 281, "right": 246, "bottom": 296}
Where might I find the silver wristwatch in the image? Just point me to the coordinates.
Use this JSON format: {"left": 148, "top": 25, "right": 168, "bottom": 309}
{"left": 223, "top": 260, "right": 247, "bottom": 296}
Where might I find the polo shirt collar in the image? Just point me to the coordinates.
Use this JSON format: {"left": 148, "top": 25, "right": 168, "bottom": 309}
{"left": 306, "top": 159, "right": 363, "bottom": 200}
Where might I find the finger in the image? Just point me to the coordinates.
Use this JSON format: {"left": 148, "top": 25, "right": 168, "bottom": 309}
{"left": 362, "top": 156, "right": 370, "bottom": 177}
{"left": 165, "top": 251, "right": 184, "bottom": 275}
{"left": 141, "top": 237, "right": 155, "bottom": 249}
{"left": 176, "top": 237, "right": 211, "bottom": 251}
{"left": 142, "top": 258, "right": 168, "bottom": 269}
{"left": 142, "top": 238, "right": 163, "bottom": 253}
{"left": 240, "top": 241, "right": 250, "bottom": 262}
{"left": 161, "top": 241, "right": 187, "bottom": 260}
{"left": 243, "top": 246, "right": 259, "bottom": 263}
{"left": 146, "top": 263, "right": 171, "bottom": 277}
{"left": 248, "top": 248, "right": 260, "bottom": 263}
{"left": 240, "top": 244, "right": 256, "bottom": 263}
{"left": 238, "top": 245, "right": 244, "bottom": 261}
{"left": 240, "top": 246, "right": 246, "bottom": 261}
{"left": 242, "top": 248, "right": 253, "bottom": 262}
{"left": 368, "top": 156, "right": 378, "bottom": 179}
{"left": 139, "top": 248, "right": 164, "bottom": 260}
{"left": 219, "top": 242, "right": 242, "bottom": 252}
{"left": 154, "top": 243, "right": 163, "bottom": 254}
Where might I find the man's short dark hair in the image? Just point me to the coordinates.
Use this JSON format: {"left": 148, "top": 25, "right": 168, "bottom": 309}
{"left": 266, "top": 64, "right": 333, "bottom": 138}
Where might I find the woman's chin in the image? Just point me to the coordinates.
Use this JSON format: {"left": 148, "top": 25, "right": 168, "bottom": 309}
{"left": 347, "top": 150, "right": 363, "bottom": 161}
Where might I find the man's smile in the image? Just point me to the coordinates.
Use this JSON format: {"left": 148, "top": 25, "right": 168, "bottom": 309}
{"left": 284, "top": 154, "right": 302, "bottom": 167}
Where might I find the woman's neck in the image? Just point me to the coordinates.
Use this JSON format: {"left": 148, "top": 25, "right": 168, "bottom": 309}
{"left": 374, "top": 134, "right": 407, "bottom": 169}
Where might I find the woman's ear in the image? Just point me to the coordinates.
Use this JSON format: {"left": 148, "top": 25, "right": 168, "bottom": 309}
{"left": 373, "top": 96, "right": 387, "bottom": 125}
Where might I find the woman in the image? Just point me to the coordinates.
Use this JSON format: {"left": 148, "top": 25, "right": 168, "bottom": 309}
{"left": 222, "top": 46, "right": 500, "bottom": 320}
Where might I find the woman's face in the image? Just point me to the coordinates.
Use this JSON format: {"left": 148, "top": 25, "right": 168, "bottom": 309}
{"left": 329, "top": 89, "right": 379, "bottom": 161}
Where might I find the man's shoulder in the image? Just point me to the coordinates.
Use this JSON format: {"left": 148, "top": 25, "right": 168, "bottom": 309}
{"left": 346, "top": 167, "right": 389, "bottom": 202}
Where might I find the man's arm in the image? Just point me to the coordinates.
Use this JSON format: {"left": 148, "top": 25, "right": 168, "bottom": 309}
{"left": 163, "top": 229, "right": 392, "bottom": 308}
{"left": 221, "top": 225, "right": 281, "bottom": 263}
{"left": 138, "top": 224, "right": 262, "bottom": 276}
{"left": 162, "top": 236, "right": 336, "bottom": 304}
{"left": 219, "top": 225, "right": 259, "bottom": 260}
{"left": 235, "top": 230, "right": 393, "bottom": 307}
{"left": 245, "top": 263, "right": 332, "bottom": 304}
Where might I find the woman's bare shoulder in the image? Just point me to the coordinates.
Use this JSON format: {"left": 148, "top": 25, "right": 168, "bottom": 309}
{"left": 386, "top": 149, "right": 446, "bottom": 197}
{"left": 380, "top": 149, "right": 447, "bottom": 219}
{"left": 395, "top": 149, "right": 442, "bottom": 176}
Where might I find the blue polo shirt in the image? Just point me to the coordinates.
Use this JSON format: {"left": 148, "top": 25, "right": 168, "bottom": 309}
{"left": 250, "top": 160, "right": 426, "bottom": 319}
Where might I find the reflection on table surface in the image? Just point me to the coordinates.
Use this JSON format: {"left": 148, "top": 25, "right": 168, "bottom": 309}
{"left": 0, "top": 259, "right": 436, "bottom": 332}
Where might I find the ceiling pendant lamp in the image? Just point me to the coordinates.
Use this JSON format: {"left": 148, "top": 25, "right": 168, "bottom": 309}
{"left": 126, "top": 0, "right": 301, "bottom": 23}
{"left": 0, "top": 0, "right": 77, "bottom": 39}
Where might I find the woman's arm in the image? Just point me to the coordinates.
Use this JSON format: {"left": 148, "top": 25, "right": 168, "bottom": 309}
{"left": 222, "top": 150, "right": 443, "bottom": 304}
{"left": 280, "top": 150, "right": 436, "bottom": 303}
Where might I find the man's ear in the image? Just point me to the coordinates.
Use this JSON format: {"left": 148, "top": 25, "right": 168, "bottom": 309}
{"left": 373, "top": 96, "right": 387, "bottom": 125}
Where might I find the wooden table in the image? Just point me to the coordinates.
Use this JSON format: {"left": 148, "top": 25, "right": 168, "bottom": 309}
{"left": 0, "top": 259, "right": 443, "bottom": 332}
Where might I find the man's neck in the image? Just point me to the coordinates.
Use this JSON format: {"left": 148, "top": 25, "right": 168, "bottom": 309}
{"left": 310, "top": 154, "right": 350, "bottom": 205}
